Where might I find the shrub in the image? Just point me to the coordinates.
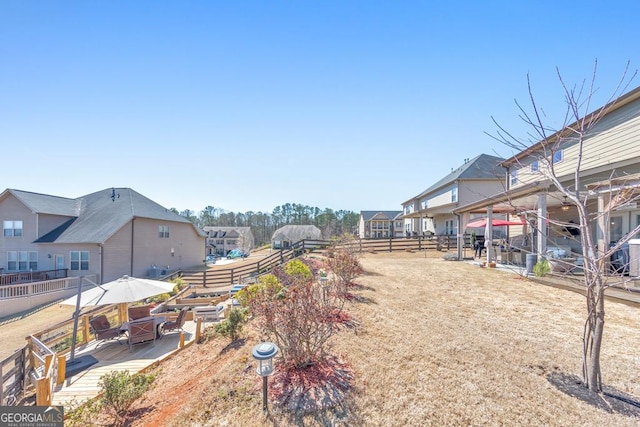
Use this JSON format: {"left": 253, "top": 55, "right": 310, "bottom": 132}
{"left": 533, "top": 259, "right": 551, "bottom": 277}
{"left": 99, "top": 370, "right": 156, "bottom": 426}
{"left": 214, "top": 307, "right": 248, "bottom": 341}
{"left": 170, "top": 277, "right": 188, "bottom": 295}
{"left": 64, "top": 397, "right": 101, "bottom": 427}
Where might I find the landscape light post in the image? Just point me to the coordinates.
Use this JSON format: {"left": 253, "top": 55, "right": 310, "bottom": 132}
{"left": 252, "top": 342, "right": 278, "bottom": 412}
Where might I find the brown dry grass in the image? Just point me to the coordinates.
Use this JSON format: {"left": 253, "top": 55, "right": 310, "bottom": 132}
{"left": 115, "top": 250, "right": 640, "bottom": 426}
{"left": 8, "top": 250, "right": 639, "bottom": 425}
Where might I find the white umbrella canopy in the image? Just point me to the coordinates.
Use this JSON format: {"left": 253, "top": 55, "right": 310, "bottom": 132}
{"left": 64, "top": 275, "right": 176, "bottom": 368}
{"left": 61, "top": 275, "right": 176, "bottom": 307}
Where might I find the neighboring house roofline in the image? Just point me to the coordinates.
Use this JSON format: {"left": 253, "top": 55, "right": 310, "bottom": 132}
{"left": 1, "top": 189, "right": 81, "bottom": 216}
{"left": 402, "top": 153, "right": 505, "bottom": 205}
{"left": 5, "top": 187, "right": 205, "bottom": 244}
{"left": 360, "top": 211, "right": 402, "bottom": 221}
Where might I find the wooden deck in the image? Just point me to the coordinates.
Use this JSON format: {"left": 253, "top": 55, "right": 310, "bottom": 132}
{"left": 52, "top": 319, "right": 200, "bottom": 407}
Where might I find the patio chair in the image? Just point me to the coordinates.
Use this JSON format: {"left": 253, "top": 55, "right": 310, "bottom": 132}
{"left": 128, "top": 305, "right": 152, "bottom": 320}
{"left": 89, "top": 315, "right": 124, "bottom": 345}
{"left": 128, "top": 318, "right": 156, "bottom": 351}
{"left": 162, "top": 308, "right": 187, "bottom": 334}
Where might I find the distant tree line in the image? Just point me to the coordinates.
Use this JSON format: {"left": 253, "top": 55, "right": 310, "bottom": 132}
{"left": 171, "top": 203, "right": 360, "bottom": 246}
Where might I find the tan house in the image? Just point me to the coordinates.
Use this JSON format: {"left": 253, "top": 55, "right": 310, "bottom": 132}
{"left": 0, "top": 188, "right": 206, "bottom": 283}
{"left": 453, "top": 85, "right": 640, "bottom": 265}
{"left": 358, "top": 211, "right": 403, "bottom": 238}
{"left": 402, "top": 154, "right": 506, "bottom": 237}
{"left": 202, "top": 226, "right": 255, "bottom": 256}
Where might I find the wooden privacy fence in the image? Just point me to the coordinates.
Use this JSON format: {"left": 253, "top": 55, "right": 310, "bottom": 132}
{"left": 179, "top": 235, "right": 466, "bottom": 289}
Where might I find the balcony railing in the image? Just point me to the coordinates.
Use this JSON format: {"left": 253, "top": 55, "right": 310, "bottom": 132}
{"left": 0, "top": 269, "right": 68, "bottom": 286}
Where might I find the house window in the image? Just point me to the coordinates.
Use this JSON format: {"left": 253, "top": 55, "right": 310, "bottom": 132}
{"left": 159, "top": 225, "right": 170, "bottom": 238}
{"left": 553, "top": 150, "right": 563, "bottom": 164}
{"left": 531, "top": 160, "right": 539, "bottom": 172}
{"left": 70, "top": 251, "right": 89, "bottom": 271}
{"left": 445, "top": 220, "right": 455, "bottom": 235}
{"left": 510, "top": 170, "right": 518, "bottom": 185}
{"left": 7, "top": 251, "right": 37, "bottom": 271}
{"left": 421, "top": 199, "right": 428, "bottom": 209}
{"left": 451, "top": 187, "right": 458, "bottom": 203}
{"left": 3, "top": 220, "right": 23, "bottom": 237}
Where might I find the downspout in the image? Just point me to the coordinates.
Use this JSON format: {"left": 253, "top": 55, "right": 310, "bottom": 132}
{"left": 99, "top": 243, "right": 104, "bottom": 284}
{"left": 130, "top": 217, "right": 135, "bottom": 276}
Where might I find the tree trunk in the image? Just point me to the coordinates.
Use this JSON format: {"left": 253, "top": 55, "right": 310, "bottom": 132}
{"left": 583, "top": 281, "right": 605, "bottom": 392}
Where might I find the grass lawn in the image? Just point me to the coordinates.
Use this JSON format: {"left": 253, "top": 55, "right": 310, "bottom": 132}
{"left": 81, "top": 251, "right": 640, "bottom": 426}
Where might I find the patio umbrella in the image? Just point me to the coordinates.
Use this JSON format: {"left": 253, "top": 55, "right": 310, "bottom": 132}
{"left": 61, "top": 275, "right": 176, "bottom": 368}
{"left": 466, "top": 217, "right": 525, "bottom": 228}
{"left": 61, "top": 275, "right": 176, "bottom": 307}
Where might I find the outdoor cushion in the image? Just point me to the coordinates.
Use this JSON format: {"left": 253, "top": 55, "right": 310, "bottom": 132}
{"left": 128, "top": 305, "right": 152, "bottom": 320}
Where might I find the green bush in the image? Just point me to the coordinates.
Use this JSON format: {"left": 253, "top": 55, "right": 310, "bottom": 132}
{"left": 533, "top": 259, "right": 551, "bottom": 277}
{"left": 99, "top": 370, "right": 156, "bottom": 425}
{"left": 215, "top": 308, "right": 248, "bottom": 342}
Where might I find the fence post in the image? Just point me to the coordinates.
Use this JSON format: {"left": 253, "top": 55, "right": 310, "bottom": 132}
{"left": 195, "top": 318, "right": 203, "bottom": 342}
{"left": 57, "top": 355, "right": 66, "bottom": 385}
{"left": 82, "top": 315, "right": 90, "bottom": 344}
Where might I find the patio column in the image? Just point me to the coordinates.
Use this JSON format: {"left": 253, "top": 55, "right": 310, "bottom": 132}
{"left": 596, "top": 192, "right": 608, "bottom": 256}
{"left": 537, "top": 193, "right": 547, "bottom": 257}
{"left": 486, "top": 206, "right": 493, "bottom": 264}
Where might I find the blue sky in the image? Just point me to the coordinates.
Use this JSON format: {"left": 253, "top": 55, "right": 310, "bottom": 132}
{"left": 2, "top": 1, "right": 639, "bottom": 214}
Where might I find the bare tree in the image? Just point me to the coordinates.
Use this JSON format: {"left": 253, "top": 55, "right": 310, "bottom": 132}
{"left": 491, "top": 61, "right": 640, "bottom": 392}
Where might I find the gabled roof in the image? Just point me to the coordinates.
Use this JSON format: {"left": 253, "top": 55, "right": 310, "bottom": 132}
{"left": 271, "top": 225, "right": 322, "bottom": 242}
{"left": 405, "top": 154, "right": 505, "bottom": 203}
{"left": 202, "top": 226, "right": 253, "bottom": 239}
{"left": 360, "top": 211, "right": 403, "bottom": 221}
{"left": 23, "top": 188, "right": 205, "bottom": 244}
{"left": 1, "top": 189, "right": 81, "bottom": 216}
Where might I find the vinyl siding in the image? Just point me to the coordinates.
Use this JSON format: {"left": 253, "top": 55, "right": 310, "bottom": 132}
{"left": 102, "top": 221, "right": 134, "bottom": 282}
{"left": 512, "top": 100, "right": 640, "bottom": 189}
{"left": 458, "top": 180, "right": 505, "bottom": 205}
{"left": 427, "top": 185, "right": 456, "bottom": 208}
{"left": 0, "top": 195, "right": 41, "bottom": 270}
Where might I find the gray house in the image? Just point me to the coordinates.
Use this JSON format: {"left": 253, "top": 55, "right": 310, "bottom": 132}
{"left": 0, "top": 188, "right": 206, "bottom": 283}
{"left": 401, "top": 154, "right": 506, "bottom": 236}
{"left": 358, "top": 211, "right": 403, "bottom": 238}
{"left": 271, "top": 225, "right": 322, "bottom": 249}
{"left": 202, "top": 226, "right": 255, "bottom": 256}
